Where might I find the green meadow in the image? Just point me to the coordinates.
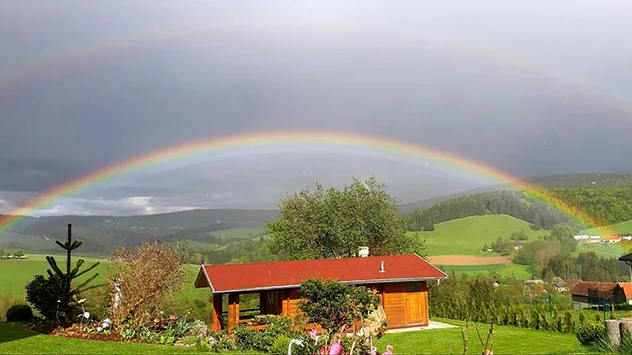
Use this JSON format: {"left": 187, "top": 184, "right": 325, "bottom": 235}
{"left": 0, "top": 319, "right": 590, "bottom": 355}
{"left": 410, "top": 215, "right": 550, "bottom": 256}
{"left": 438, "top": 263, "right": 533, "bottom": 279}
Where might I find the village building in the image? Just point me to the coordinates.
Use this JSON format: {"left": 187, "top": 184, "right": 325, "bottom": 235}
{"left": 570, "top": 281, "right": 627, "bottom": 309}
{"left": 603, "top": 235, "right": 622, "bottom": 243}
{"left": 194, "top": 253, "right": 448, "bottom": 334}
{"left": 617, "top": 282, "right": 632, "bottom": 305}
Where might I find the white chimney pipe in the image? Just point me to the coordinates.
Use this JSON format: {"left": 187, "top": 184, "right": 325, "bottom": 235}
{"left": 380, "top": 261, "right": 385, "bottom": 273}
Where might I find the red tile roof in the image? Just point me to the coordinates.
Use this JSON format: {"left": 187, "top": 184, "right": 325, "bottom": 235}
{"left": 571, "top": 281, "right": 619, "bottom": 297}
{"left": 619, "top": 282, "right": 632, "bottom": 299}
{"left": 195, "top": 254, "right": 448, "bottom": 293}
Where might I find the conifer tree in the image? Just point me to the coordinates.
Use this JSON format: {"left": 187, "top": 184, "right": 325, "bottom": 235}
{"left": 46, "top": 224, "right": 102, "bottom": 322}
{"left": 595, "top": 313, "right": 602, "bottom": 323}
{"left": 578, "top": 310, "right": 586, "bottom": 326}
{"left": 610, "top": 303, "right": 617, "bottom": 320}
{"left": 552, "top": 306, "right": 562, "bottom": 332}
{"left": 563, "top": 310, "right": 575, "bottom": 333}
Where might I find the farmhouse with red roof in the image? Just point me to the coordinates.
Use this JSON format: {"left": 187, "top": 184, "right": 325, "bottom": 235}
{"left": 194, "top": 253, "right": 448, "bottom": 333}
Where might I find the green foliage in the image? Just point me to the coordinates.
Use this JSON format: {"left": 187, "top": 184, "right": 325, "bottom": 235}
{"left": 575, "top": 322, "right": 606, "bottom": 345}
{"left": 11, "top": 249, "right": 25, "bottom": 258}
{"left": 267, "top": 177, "right": 425, "bottom": 260}
{"left": 44, "top": 224, "right": 103, "bottom": 322}
{"left": 552, "top": 306, "right": 562, "bottom": 332}
{"left": 5, "top": 304, "right": 33, "bottom": 322}
{"left": 233, "top": 316, "right": 305, "bottom": 353}
{"left": 25, "top": 274, "right": 64, "bottom": 320}
{"left": 610, "top": 303, "right": 617, "bottom": 320}
{"left": 490, "top": 237, "right": 514, "bottom": 255}
{"left": 578, "top": 310, "right": 586, "bottom": 326}
{"left": 563, "top": 310, "right": 575, "bottom": 333}
{"left": 595, "top": 313, "right": 602, "bottom": 323}
{"left": 298, "top": 278, "right": 382, "bottom": 334}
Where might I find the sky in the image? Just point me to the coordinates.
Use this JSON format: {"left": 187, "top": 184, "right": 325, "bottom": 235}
{"left": 1, "top": 0, "right": 631, "bottom": 216}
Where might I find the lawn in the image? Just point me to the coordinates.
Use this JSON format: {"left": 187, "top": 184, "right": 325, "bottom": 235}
{"left": 410, "top": 215, "right": 549, "bottom": 256}
{"left": 439, "top": 263, "right": 533, "bottom": 279}
{"left": 572, "top": 242, "right": 627, "bottom": 258}
{"left": 0, "top": 254, "right": 207, "bottom": 303}
{"left": 0, "top": 320, "right": 591, "bottom": 354}
{"left": 582, "top": 220, "right": 632, "bottom": 236}
{"left": 0, "top": 254, "right": 108, "bottom": 298}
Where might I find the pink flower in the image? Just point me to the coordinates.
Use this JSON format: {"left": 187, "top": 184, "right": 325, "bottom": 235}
{"left": 169, "top": 314, "right": 176, "bottom": 320}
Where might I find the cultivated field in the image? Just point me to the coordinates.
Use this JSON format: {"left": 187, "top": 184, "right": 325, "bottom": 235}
{"left": 427, "top": 255, "right": 511, "bottom": 265}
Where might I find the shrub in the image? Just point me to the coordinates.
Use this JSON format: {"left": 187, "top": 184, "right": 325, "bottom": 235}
{"left": 25, "top": 274, "right": 63, "bottom": 320}
{"left": 563, "top": 310, "right": 575, "bottom": 333}
{"left": 234, "top": 315, "right": 305, "bottom": 353}
{"left": 6, "top": 304, "right": 33, "bottom": 322}
{"left": 578, "top": 310, "right": 586, "bottom": 326}
{"left": 576, "top": 322, "right": 606, "bottom": 345}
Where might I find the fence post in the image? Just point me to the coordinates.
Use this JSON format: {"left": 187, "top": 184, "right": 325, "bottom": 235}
{"left": 605, "top": 319, "right": 621, "bottom": 347}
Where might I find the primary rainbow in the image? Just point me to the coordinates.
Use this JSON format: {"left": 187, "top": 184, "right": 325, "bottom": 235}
{"left": 0, "top": 131, "right": 611, "bottom": 235}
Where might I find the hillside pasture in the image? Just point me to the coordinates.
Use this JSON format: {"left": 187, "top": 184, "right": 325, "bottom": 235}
{"left": 437, "top": 263, "right": 533, "bottom": 279}
{"left": 412, "top": 215, "right": 549, "bottom": 256}
{"left": 572, "top": 242, "right": 627, "bottom": 258}
{"left": 581, "top": 219, "right": 632, "bottom": 236}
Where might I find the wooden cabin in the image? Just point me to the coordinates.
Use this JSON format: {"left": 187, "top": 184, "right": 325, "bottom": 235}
{"left": 194, "top": 253, "right": 448, "bottom": 334}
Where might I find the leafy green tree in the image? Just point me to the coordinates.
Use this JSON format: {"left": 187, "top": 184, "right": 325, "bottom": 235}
{"left": 267, "top": 177, "right": 425, "bottom": 260}
{"left": 12, "top": 249, "right": 24, "bottom": 258}
{"left": 297, "top": 278, "right": 382, "bottom": 334}
{"left": 45, "top": 224, "right": 103, "bottom": 322}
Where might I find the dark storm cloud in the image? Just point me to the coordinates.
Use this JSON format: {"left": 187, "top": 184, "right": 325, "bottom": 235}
{"left": 1, "top": 0, "right": 632, "bottom": 215}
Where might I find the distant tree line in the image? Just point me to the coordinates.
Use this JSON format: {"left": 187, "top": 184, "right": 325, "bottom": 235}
{"left": 407, "top": 188, "right": 632, "bottom": 231}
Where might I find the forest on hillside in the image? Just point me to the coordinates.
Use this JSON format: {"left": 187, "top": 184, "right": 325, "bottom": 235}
{"left": 407, "top": 188, "right": 632, "bottom": 231}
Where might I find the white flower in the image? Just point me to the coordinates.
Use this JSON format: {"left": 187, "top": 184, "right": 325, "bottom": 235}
{"left": 97, "top": 327, "right": 103, "bottom": 332}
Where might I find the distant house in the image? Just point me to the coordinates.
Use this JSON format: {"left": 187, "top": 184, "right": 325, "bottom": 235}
{"left": 603, "top": 235, "right": 621, "bottom": 243}
{"left": 570, "top": 281, "right": 627, "bottom": 308}
{"left": 524, "top": 279, "right": 544, "bottom": 286}
{"left": 513, "top": 242, "right": 524, "bottom": 250}
{"left": 617, "top": 282, "right": 632, "bottom": 305}
{"left": 622, "top": 235, "right": 632, "bottom": 241}
{"left": 574, "top": 235, "right": 589, "bottom": 243}
{"left": 589, "top": 236, "right": 602, "bottom": 244}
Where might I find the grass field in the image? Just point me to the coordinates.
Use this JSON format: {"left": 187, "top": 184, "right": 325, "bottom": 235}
{"left": 0, "top": 254, "right": 205, "bottom": 301}
{"left": 582, "top": 220, "right": 632, "bottom": 236}
{"left": 0, "top": 320, "right": 590, "bottom": 354}
{"left": 411, "top": 215, "right": 549, "bottom": 256}
{"left": 572, "top": 242, "right": 627, "bottom": 258}
{"left": 438, "top": 263, "right": 533, "bottom": 279}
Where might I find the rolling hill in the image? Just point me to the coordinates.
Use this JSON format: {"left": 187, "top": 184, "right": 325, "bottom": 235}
{"left": 410, "top": 214, "right": 549, "bottom": 256}
{"left": 401, "top": 173, "right": 632, "bottom": 214}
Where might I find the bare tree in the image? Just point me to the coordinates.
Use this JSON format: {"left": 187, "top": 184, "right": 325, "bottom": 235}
{"left": 106, "top": 240, "right": 187, "bottom": 328}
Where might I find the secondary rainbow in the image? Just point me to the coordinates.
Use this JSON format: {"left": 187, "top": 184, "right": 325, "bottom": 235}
{"left": 1, "top": 22, "right": 632, "bottom": 121}
{"left": 0, "top": 131, "right": 611, "bottom": 235}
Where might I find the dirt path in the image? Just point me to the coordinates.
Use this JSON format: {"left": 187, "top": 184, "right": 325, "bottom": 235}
{"left": 427, "top": 255, "right": 512, "bottom": 265}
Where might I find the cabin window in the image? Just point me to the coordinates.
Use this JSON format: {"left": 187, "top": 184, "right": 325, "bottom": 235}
{"left": 406, "top": 281, "right": 422, "bottom": 292}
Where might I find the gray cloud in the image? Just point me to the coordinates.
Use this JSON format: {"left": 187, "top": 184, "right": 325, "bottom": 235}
{"left": 1, "top": 0, "right": 631, "bottom": 216}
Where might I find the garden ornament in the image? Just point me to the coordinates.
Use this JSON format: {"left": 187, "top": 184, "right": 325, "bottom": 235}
{"left": 310, "top": 327, "right": 320, "bottom": 346}
{"left": 77, "top": 298, "right": 90, "bottom": 325}
{"left": 328, "top": 325, "right": 346, "bottom": 355}
{"left": 288, "top": 339, "right": 304, "bottom": 355}
{"left": 383, "top": 344, "right": 393, "bottom": 355}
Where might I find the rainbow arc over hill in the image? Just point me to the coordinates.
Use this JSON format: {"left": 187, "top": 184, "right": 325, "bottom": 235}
{"left": 0, "top": 131, "right": 613, "bottom": 235}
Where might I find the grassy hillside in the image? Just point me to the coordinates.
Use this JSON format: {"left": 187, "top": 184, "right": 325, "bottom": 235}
{"left": 581, "top": 219, "right": 632, "bottom": 236}
{"left": 411, "top": 214, "right": 549, "bottom": 256}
